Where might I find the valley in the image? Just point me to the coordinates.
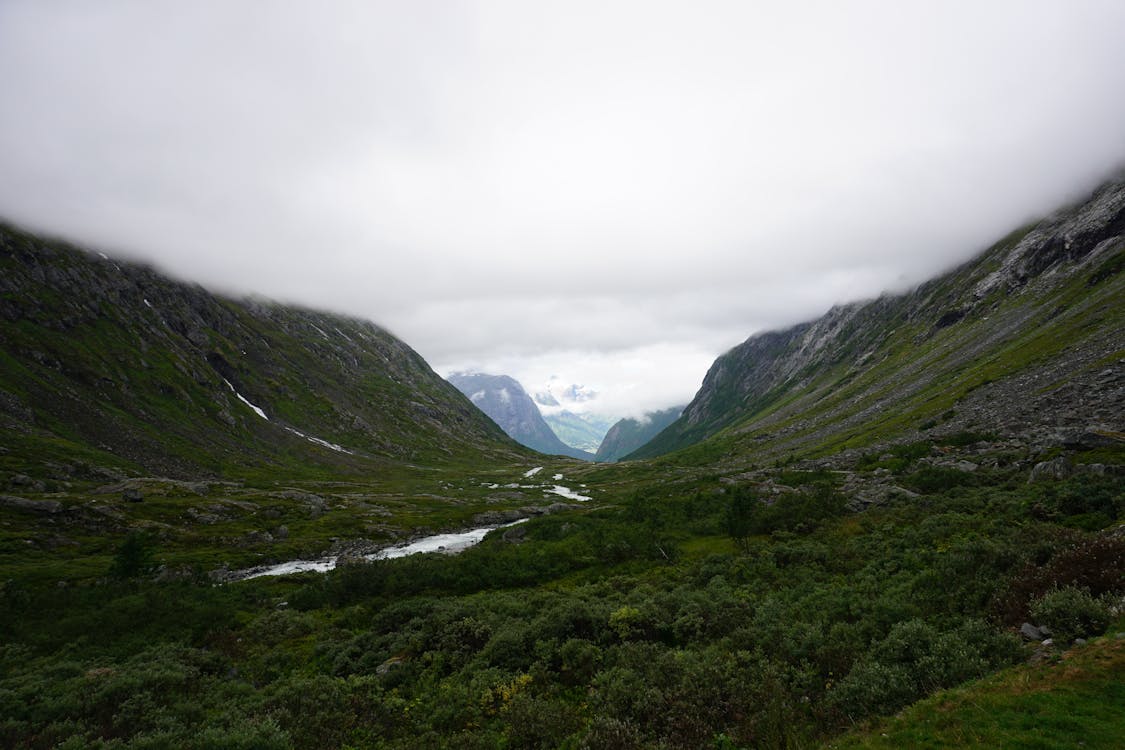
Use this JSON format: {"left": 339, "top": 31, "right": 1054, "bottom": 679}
{"left": 0, "top": 179, "right": 1122, "bottom": 749}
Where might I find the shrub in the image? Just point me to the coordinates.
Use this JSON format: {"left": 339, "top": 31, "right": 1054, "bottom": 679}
{"left": 993, "top": 534, "right": 1125, "bottom": 624}
{"left": 109, "top": 532, "right": 156, "bottom": 579}
{"left": 1029, "top": 587, "right": 1112, "bottom": 643}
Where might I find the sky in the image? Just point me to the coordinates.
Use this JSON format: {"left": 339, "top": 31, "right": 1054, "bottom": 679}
{"left": 2, "top": 1, "right": 1124, "bottom": 420}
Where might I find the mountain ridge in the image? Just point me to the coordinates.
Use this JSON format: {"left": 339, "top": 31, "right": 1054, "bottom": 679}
{"left": 595, "top": 406, "right": 684, "bottom": 462}
{"left": 0, "top": 222, "right": 527, "bottom": 479}
{"left": 447, "top": 372, "right": 594, "bottom": 460}
{"left": 629, "top": 179, "right": 1125, "bottom": 461}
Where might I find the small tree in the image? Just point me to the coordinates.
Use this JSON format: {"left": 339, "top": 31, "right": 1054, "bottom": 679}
{"left": 109, "top": 531, "right": 156, "bottom": 579}
{"left": 725, "top": 487, "right": 756, "bottom": 551}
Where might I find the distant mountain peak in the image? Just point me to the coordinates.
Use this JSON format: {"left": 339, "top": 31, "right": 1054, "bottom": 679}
{"left": 448, "top": 372, "right": 593, "bottom": 460}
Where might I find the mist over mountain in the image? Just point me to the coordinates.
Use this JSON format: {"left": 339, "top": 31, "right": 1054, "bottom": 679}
{"left": 630, "top": 178, "right": 1125, "bottom": 463}
{"left": 447, "top": 372, "right": 594, "bottom": 461}
{"left": 595, "top": 406, "right": 684, "bottom": 463}
{"left": 0, "top": 223, "right": 525, "bottom": 478}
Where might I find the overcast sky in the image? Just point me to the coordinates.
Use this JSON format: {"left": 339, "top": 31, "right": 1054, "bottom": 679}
{"left": 2, "top": 1, "right": 1124, "bottom": 419}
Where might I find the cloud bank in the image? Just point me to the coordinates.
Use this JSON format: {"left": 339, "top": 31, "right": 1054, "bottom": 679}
{"left": 2, "top": 1, "right": 1124, "bottom": 418}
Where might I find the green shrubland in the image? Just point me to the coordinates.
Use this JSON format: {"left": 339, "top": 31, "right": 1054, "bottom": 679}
{"left": 2, "top": 464, "right": 1121, "bottom": 748}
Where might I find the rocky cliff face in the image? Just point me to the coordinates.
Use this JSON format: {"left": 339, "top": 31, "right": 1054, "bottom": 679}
{"left": 631, "top": 179, "right": 1125, "bottom": 461}
{"left": 595, "top": 406, "right": 683, "bottom": 462}
{"left": 0, "top": 223, "right": 525, "bottom": 478}
{"left": 448, "top": 373, "right": 594, "bottom": 460}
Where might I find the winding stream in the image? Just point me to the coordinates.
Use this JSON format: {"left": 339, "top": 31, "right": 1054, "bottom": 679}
{"left": 236, "top": 519, "right": 527, "bottom": 581}
{"left": 234, "top": 468, "right": 588, "bottom": 581}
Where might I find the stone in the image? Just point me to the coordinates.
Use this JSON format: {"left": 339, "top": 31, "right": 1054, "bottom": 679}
{"left": 1020, "top": 622, "right": 1044, "bottom": 641}
{"left": 122, "top": 487, "right": 144, "bottom": 503}
{"left": 0, "top": 495, "right": 62, "bottom": 514}
{"left": 1028, "top": 456, "right": 1072, "bottom": 482}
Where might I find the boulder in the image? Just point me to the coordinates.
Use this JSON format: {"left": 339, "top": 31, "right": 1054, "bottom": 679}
{"left": 1028, "top": 456, "right": 1072, "bottom": 482}
{"left": 0, "top": 495, "right": 62, "bottom": 514}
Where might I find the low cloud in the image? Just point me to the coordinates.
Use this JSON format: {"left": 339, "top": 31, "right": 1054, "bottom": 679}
{"left": 2, "top": 2, "right": 1124, "bottom": 418}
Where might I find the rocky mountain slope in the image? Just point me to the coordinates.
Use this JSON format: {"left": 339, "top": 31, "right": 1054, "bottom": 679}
{"left": 0, "top": 223, "right": 526, "bottom": 480}
{"left": 595, "top": 406, "right": 683, "bottom": 462}
{"left": 631, "top": 179, "right": 1125, "bottom": 462}
{"left": 448, "top": 373, "right": 594, "bottom": 460}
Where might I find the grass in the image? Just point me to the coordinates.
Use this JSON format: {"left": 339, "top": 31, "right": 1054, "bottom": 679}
{"left": 829, "top": 628, "right": 1125, "bottom": 749}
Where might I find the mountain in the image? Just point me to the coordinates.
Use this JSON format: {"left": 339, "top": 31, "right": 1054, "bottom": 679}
{"left": 630, "top": 179, "right": 1125, "bottom": 461}
{"left": 447, "top": 373, "right": 594, "bottom": 460}
{"left": 0, "top": 222, "right": 526, "bottom": 479}
{"left": 541, "top": 410, "right": 618, "bottom": 453}
{"left": 595, "top": 406, "right": 684, "bottom": 462}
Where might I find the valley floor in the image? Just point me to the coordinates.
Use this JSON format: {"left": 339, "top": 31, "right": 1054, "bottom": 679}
{"left": 1, "top": 437, "right": 1123, "bottom": 748}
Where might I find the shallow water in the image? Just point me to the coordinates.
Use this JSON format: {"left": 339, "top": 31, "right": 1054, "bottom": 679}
{"left": 238, "top": 519, "right": 527, "bottom": 580}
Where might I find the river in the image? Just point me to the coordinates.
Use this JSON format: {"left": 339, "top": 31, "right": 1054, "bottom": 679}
{"left": 235, "top": 518, "right": 527, "bottom": 580}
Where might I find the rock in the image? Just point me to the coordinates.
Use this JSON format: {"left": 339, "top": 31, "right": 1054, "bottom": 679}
{"left": 1020, "top": 622, "right": 1044, "bottom": 641}
{"left": 1028, "top": 456, "right": 1073, "bottom": 482}
{"left": 1060, "top": 425, "right": 1124, "bottom": 449}
{"left": 1042, "top": 638, "right": 1054, "bottom": 646}
{"left": 502, "top": 524, "right": 527, "bottom": 544}
{"left": 1074, "top": 638, "right": 1087, "bottom": 646}
{"left": 10, "top": 474, "right": 47, "bottom": 493}
{"left": 274, "top": 525, "right": 289, "bottom": 540}
{"left": 376, "top": 656, "right": 406, "bottom": 675}
{"left": 122, "top": 488, "right": 144, "bottom": 502}
{"left": 953, "top": 460, "right": 979, "bottom": 472}
{"left": 0, "top": 495, "right": 62, "bottom": 514}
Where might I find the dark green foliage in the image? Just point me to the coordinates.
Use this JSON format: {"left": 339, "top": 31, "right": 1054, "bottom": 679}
{"left": 109, "top": 532, "right": 156, "bottom": 579}
{"left": 746, "top": 485, "right": 847, "bottom": 535}
{"left": 828, "top": 619, "right": 1019, "bottom": 720}
{"left": 993, "top": 533, "right": 1125, "bottom": 625}
{"left": 902, "top": 466, "right": 977, "bottom": 494}
{"left": 724, "top": 487, "right": 755, "bottom": 549}
{"left": 1029, "top": 587, "right": 1113, "bottom": 644}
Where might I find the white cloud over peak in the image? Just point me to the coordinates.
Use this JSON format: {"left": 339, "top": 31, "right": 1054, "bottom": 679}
{"left": 2, "top": 1, "right": 1124, "bottom": 418}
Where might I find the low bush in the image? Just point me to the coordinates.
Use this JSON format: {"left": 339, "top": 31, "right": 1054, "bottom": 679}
{"left": 1029, "top": 587, "right": 1112, "bottom": 643}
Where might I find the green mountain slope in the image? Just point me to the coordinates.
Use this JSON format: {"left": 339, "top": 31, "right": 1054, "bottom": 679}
{"left": 595, "top": 405, "right": 683, "bottom": 462}
{"left": 630, "top": 180, "right": 1125, "bottom": 462}
{"left": 0, "top": 223, "right": 527, "bottom": 480}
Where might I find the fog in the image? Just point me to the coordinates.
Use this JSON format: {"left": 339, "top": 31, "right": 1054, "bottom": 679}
{"left": 2, "top": 1, "right": 1124, "bottom": 418}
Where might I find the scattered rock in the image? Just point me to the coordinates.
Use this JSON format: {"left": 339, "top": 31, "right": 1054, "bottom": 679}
{"left": 122, "top": 488, "right": 144, "bottom": 503}
{"left": 0, "top": 495, "right": 62, "bottom": 514}
{"left": 10, "top": 474, "right": 46, "bottom": 492}
{"left": 1020, "top": 622, "right": 1045, "bottom": 641}
{"left": 1059, "top": 424, "right": 1124, "bottom": 449}
{"left": 1028, "top": 456, "right": 1073, "bottom": 482}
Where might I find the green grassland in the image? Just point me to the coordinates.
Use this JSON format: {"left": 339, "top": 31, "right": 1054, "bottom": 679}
{"left": 2, "top": 443, "right": 1121, "bottom": 748}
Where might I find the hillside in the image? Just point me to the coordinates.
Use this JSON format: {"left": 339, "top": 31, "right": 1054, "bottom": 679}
{"left": 595, "top": 405, "right": 684, "bottom": 462}
{"left": 447, "top": 372, "right": 594, "bottom": 460}
{"left": 542, "top": 409, "right": 617, "bottom": 453}
{"left": 0, "top": 223, "right": 527, "bottom": 480}
{"left": 631, "top": 179, "right": 1125, "bottom": 462}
